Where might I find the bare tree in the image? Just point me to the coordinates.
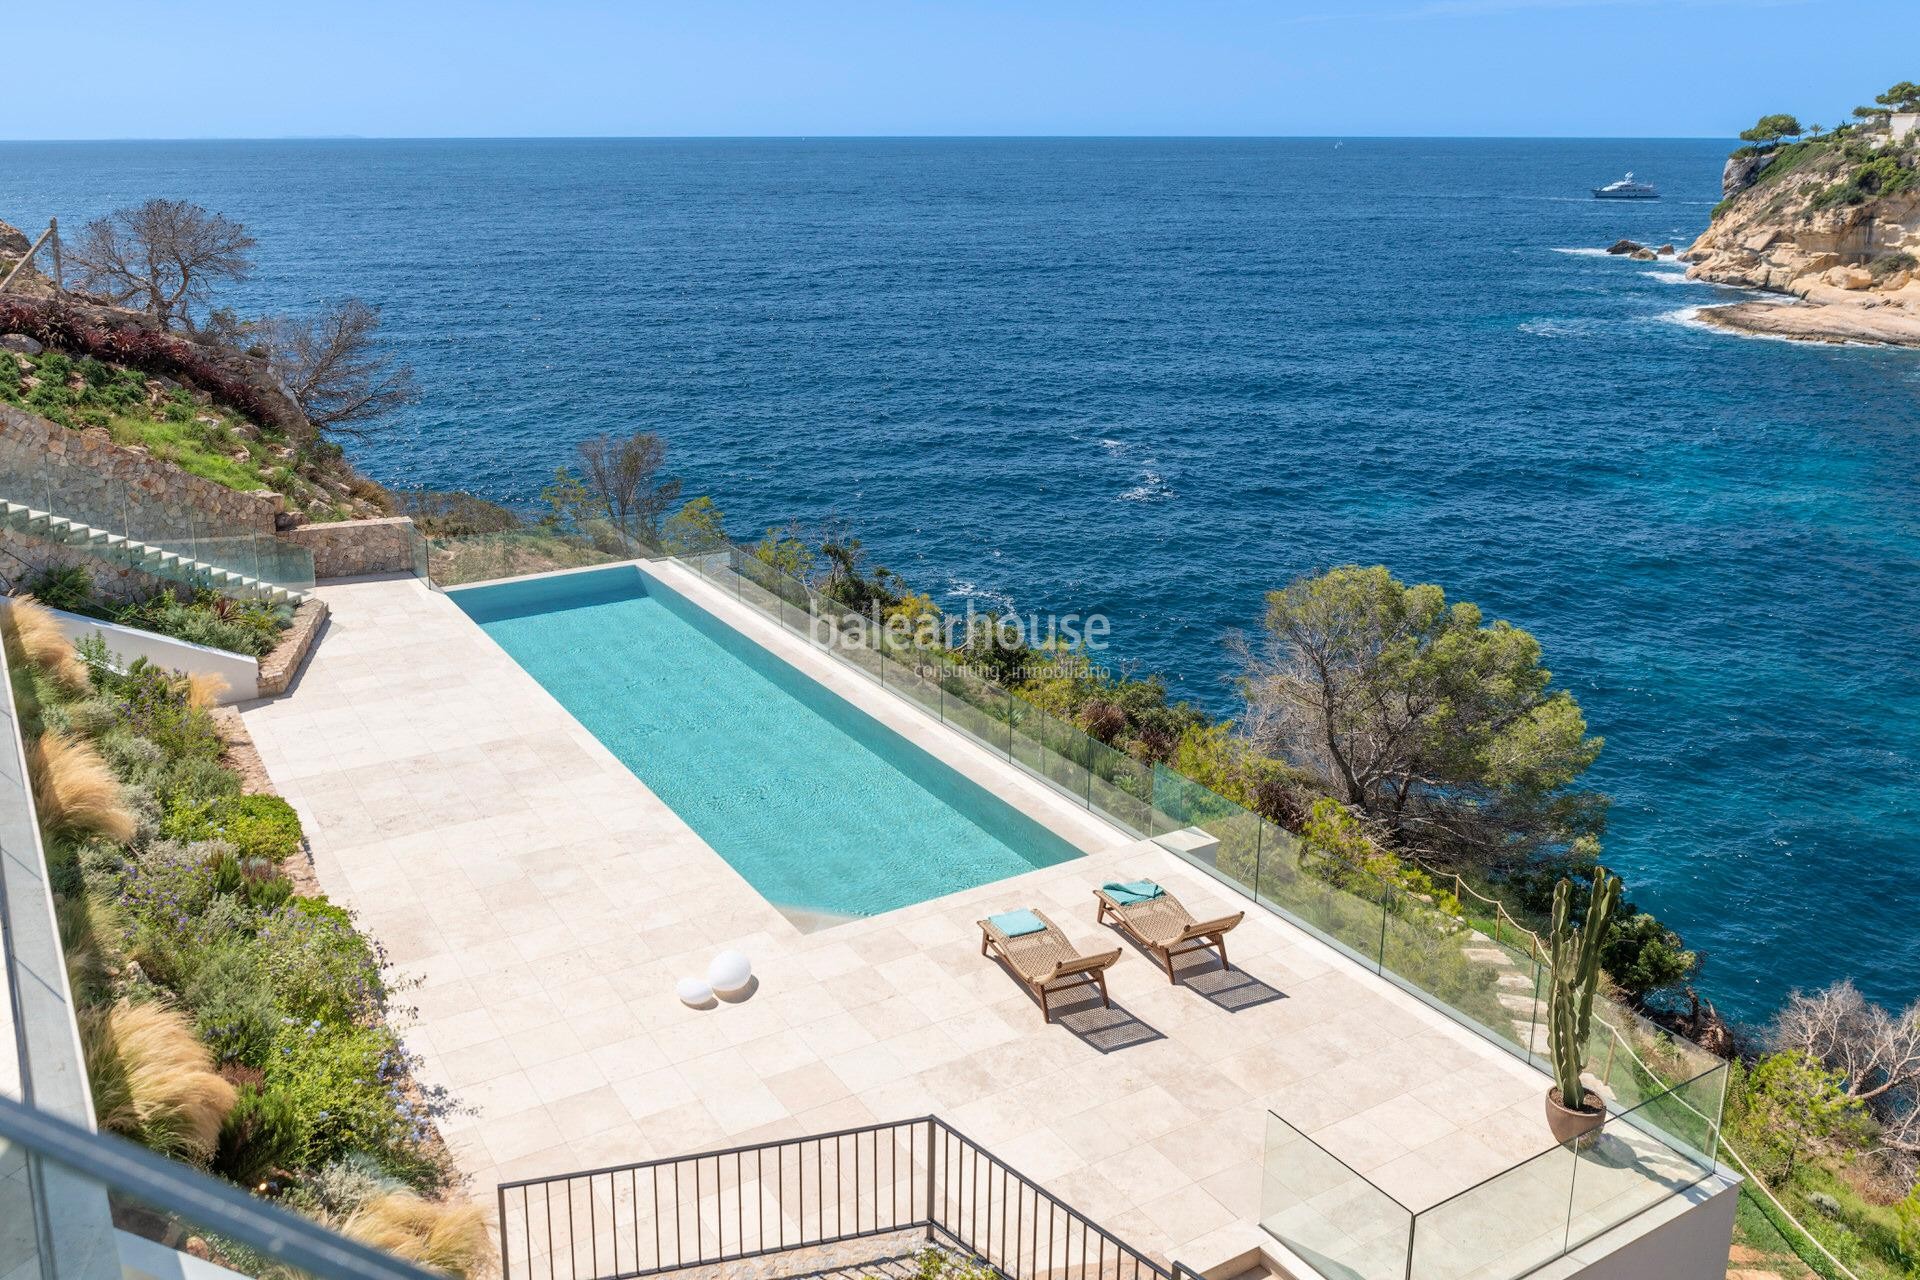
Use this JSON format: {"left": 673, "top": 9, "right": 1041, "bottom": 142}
{"left": 576, "top": 432, "right": 681, "bottom": 546}
{"left": 270, "top": 299, "right": 418, "bottom": 438}
{"left": 1772, "top": 980, "right": 1920, "bottom": 1157}
{"left": 68, "top": 199, "right": 255, "bottom": 331}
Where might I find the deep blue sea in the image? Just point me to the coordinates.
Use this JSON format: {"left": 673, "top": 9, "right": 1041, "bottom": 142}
{"left": 4, "top": 138, "right": 1916, "bottom": 1025}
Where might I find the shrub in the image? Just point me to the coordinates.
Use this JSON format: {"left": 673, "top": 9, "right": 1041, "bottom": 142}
{"left": 292, "top": 1153, "right": 405, "bottom": 1218}
{"left": 256, "top": 899, "right": 387, "bottom": 1023}
{"left": 183, "top": 941, "right": 280, "bottom": 1067}
{"left": 81, "top": 1000, "right": 237, "bottom": 1164}
{"left": 160, "top": 756, "right": 243, "bottom": 816}
{"left": 204, "top": 793, "right": 303, "bottom": 862}
{"left": 262, "top": 1019, "right": 411, "bottom": 1166}
{"left": 95, "top": 659, "right": 227, "bottom": 763}
{"left": 391, "top": 489, "right": 522, "bottom": 536}
{"left": 215, "top": 1083, "right": 307, "bottom": 1186}
{"left": 115, "top": 589, "right": 286, "bottom": 658}
{"left": 1076, "top": 699, "right": 1127, "bottom": 743}
{"left": 1868, "top": 250, "right": 1917, "bottom": 281}
{"left": 0, "top": 297, "right": 293, "bottom": 433}
{"left": 29, "top": 731, "right": 136, "bottom": 842}
{"left": 3, "top": 595, "right": 90, "bottom": 691}
{"left": 28, "top": 565, "right": 94, "bottom": 613}
{"left": 208, "top": 850, "right": 295, "bottom": 911}
{"left": 338, "top": 1193, "right": 494, "bottom": 1279}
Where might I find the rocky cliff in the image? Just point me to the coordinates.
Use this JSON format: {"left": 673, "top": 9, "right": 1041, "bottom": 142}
{"left": 1685, "top": 132, "right": 1920, "bottom": 346}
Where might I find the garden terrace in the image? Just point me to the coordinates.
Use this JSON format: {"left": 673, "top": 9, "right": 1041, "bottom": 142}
{"left": 233, "top": 554, "right": 1738, "bottom": 1280}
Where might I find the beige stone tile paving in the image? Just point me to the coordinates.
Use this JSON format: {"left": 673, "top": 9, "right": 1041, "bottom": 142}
{"left": 239, "top": 569, "right": 1653, "bottom": 1272}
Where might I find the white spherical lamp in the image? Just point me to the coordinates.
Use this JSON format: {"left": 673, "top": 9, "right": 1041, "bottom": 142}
{"left": 676, "top": 976, "right": 714, "bottom": 1007}
{"left": 707, "top": 950, "right": 753, "bottom": 996}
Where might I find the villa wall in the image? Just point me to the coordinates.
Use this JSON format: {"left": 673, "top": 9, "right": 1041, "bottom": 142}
{"left": 282, "top": 515, "right": 418, "bottom": 580}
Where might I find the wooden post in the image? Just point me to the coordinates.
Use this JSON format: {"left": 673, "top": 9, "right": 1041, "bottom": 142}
{"left": 0, "top": 221, "right": 55, "bottom": 296}
{"left": 47, "top": 218, "right": 61, "bottom": 294}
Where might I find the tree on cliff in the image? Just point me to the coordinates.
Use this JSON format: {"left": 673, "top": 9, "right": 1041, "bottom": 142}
{"left": 1739, "top": 113, "right": 1803, "bottom": 146}
{"left": 1231, "top": 565, "right": 1605, "bottom": 865}
{"left": 68, "top": 200, "right": 255, "bottom": 333}
{"left": 270, "top": 299, "right": 418, "bottom": 439}
{"left": 575, "top": 431, "right": 681, "bottom": 545}
{"left": 1876, "top": 81, "right": 1920, "bottom": 113}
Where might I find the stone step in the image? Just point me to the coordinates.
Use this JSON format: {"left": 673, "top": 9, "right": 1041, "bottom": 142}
{"left": 0, "top": 496, "right": 309, "bottom": 606}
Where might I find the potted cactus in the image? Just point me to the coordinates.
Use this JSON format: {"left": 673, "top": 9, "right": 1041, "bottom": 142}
{"left": 1543, "top": 868, "right": 1621, "bottom": 1145}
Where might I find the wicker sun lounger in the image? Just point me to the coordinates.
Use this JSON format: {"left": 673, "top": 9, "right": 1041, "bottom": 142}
{"left": 1094, "top": 885, "right": 1244, "bottom": 983}
{"left": 978, "top": 909, "right": 1122, "bottom": 1022}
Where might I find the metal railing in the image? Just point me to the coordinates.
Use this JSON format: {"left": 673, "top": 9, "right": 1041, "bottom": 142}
{"left": 498, "top": 1116, "right": 1182, "bottom": 1280}
{"left": 0, "top": 1092, "right": 443, "bottom": 1280}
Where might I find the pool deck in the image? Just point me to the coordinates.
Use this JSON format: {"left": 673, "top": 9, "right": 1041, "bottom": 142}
{"left": 238, "top": 567, "right": 1700, "bottom": 1274}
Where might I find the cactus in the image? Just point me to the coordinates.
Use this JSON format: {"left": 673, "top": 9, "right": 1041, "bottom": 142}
{"left": 1546, "top": 869, "right": 1621, "bottom": 1111}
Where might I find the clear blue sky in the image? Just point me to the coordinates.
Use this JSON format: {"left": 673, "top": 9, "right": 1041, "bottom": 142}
{"left": 4, "top": 0, "right": 1909, "bottom": 139}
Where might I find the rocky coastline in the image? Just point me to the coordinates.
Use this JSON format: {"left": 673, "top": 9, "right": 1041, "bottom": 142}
{"left": 1676, "top": 134, "right": 1920, "bottom": 348}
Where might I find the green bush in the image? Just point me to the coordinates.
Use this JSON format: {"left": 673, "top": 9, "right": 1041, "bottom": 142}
{"left": 262, "top": 1020, "right": 409, "bottom": 1167}
{"left": 210, "top": 794, "right": 303, "bottom": 862}
{"left": 215, "top": 1083, "right": 308, "bottom": 1186}
{"left": 115, "top": 589, "right": 288, "bottom": 658}
{"left": 255, "top": 900, "right": 387, "bottom": 1025}
{"left": 164, "top": 794, "right": 303, "bottom": 863}
{"left": 185, "top": 942, "right": 279, "bottom": 1067}
{"left": 28, "top": 564, "right": 94, "bottom": 613}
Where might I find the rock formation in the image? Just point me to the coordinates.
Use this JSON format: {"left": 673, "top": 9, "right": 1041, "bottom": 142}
{"left": 1685, "top": 132, "right": 1920, "bottom": 347}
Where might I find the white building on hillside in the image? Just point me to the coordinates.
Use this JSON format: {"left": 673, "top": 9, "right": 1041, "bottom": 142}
{"left": 1892, "top": 111, "right": 1918, "bottom": 142}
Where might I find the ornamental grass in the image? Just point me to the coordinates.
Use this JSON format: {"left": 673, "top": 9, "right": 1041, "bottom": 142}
{"left": 29, "top": 729, "right": 136, "bottom": 842}
{"left": 339, "top": 1192, "right": 496, "bottom": 1278}
{"left": 3, "top": 594, "right": 89, "bottom": 692}
{"left": 80, "top": 1000, "right": 237, "bottom": 1164}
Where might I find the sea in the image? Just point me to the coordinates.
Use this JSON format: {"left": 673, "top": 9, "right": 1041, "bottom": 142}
{"left": 3, "top": 137, "right": 1916, "bottom": 1026}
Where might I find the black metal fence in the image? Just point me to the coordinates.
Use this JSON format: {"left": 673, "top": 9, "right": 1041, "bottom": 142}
{"left": 498, "top": 1116, "right": 1183, "bottom": 1280}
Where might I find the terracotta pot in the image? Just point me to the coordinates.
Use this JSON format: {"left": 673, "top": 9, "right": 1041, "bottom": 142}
{"left": 1545, "top": 1086, "right": 1605, "bottom": 1146}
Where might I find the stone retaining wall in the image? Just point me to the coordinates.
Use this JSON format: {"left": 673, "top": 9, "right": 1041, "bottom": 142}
{"left": 0, "top": 403, "right": 283, "bottom": 537}
{"left": 283, "top": 516, "right": 419, "bottom": 580}
{"left": 0, "top": 527, "right": 168, "bottom": 604}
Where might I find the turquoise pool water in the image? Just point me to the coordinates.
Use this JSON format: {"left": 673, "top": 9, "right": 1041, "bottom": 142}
{"left": 454, "top": 567, "right": 1084, "bottom": 918}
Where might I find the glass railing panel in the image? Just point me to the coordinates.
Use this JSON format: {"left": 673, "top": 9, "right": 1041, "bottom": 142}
{"left": 424, "top": 530, "right": 629, "bottom": 587}
{"left": 1409, "top": 1141, "right": 1577, "bottom": 1280}
{"left": 936, "top": 662, "right": 1011, "bottom": 757}
{"left": 1278, "top": 852, "right": 1389, "bottom": 970}
{"left": 0, "top": 1094, "right": 447, "bottom": 1280}
{"left": 1151, "top": 765, "right": 1263, "bottom": 875}
{"left": 1585, "top": 997, "right": 1727, "bottom": 1130}
{"left": 1262, "top": 1111, "right": 1412, "bottom": 1280}
{"left": 879, "top": 646, "right": 947, "bottom": 722}
{"left": 1085, "top": 737, "right": 1152, "bottom": 836}
{"left": 1022, "top": 702, "right": 1098, "bottom": 808}
{"left": 1377, "top": 881, "right": 1520, "bottom": 1051}
{"left": 836, "top": 620, "right": 887, "bottom": 682}
{"left": 1563, "top": 1090, "right": 1719, "bottom": 1262}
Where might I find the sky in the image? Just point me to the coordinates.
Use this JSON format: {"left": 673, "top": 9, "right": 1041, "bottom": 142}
{"left": 1, "top": 0, "right": 1911, "bottom": 140}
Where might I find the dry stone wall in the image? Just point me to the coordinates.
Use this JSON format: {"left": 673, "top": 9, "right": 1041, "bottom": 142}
{"left": 283, "top": 516, "right": 419, "bottom": 579}
{"left": 0, "top": 403, "right": 282, "bottom": 536}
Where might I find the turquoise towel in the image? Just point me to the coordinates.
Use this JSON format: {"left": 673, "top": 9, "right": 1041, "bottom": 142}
{"left": 1103, "top": 880, "right": 1163, "bottom": 905}
{"left": 988, "top": 909, "right": 1047, "bottom": 937}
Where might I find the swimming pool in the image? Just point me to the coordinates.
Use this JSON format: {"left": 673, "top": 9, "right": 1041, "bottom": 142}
{"left": 453, "top": 566, "right": 1085, "bottom": 920}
